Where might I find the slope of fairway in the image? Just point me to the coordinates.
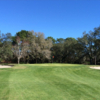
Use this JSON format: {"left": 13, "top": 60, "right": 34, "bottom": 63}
{"left": 0, "top": 64, "right": 100, "bottom": 100}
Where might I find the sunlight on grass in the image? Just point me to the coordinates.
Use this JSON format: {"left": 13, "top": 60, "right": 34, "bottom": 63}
{"left": 0, "top": 64, "right": 100, "bottom": 100}
{"left": 32, "top": 63, "right": 82, "bottom": 67}
{"left": 12, "top": 65, "right": 26, "bottom": 69}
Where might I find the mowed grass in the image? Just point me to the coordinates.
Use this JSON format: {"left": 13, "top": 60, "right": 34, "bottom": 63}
{"left": 0, "top": 64, "right": 100, "bottom": 100}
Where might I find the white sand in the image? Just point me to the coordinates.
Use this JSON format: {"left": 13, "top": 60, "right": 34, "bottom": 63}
{"left": 90, "top": 67, "right": 100, "bottom": 70}
{"left": 0, "top": 65, "right": 12, "bottom": 68}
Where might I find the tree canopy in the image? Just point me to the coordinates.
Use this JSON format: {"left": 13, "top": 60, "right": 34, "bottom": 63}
{"left": 1, "top": 26, "right": 100, "bottom": 65}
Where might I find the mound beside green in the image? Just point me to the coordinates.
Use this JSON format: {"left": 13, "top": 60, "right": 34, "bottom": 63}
{"left": 0, "top": 64, "right": 100, "bottom": 100}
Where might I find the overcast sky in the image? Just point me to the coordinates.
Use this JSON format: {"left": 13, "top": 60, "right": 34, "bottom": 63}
{"left": 0, "top": 0, "right": 100, "bottom": 39}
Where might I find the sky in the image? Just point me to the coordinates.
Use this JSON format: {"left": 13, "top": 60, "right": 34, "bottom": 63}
{"left": 0, "top": 0, "right": 100, "bottom": 39}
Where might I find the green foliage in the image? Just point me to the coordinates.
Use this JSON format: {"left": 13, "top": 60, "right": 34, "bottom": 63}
{"left": 56, "top": 38, "right": 65, "bottom": 43}
{"left": 46, "top": 36, "right": 56, "bottom": 44}
{"left": 1, "top": 26, "right": 100, "bottom": 64}
{"left": 12, "top": 36, "right": 17, "bottom": 45}
{"left": 65, "top": 37, "right": 77, "bottom": 41}
{"left": 16, "top": 30, "right": 29, "bottom": 40}
{"left": 0, "top": 33, "right": 13, "bottom": 61}
{"left": 0, "top": 58, "right": 3, "bottom": 62}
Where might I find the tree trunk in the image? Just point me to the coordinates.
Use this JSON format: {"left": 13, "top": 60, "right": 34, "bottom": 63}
{"left": 95, "top": 56, "right": 96, "bottom": 65}
{"left": 18, "top": 57, "right": 20, "bottom": 64}
{"left": 27, "top": 59, "right": 28, "bottom": 64}
{"left": 27, "top": 59, "right": 29, "bottom": 64}
{"left": 36, "top": 58, "right": 37, "bottom": 63}
{"left": 89, "top": 57, "right": 92, "bottom": 65}
{"left": 90, "top": 58, "right": 91, "bottom": 65}
{"left": 24, "top": 58, "right": 25, "bottom": 63}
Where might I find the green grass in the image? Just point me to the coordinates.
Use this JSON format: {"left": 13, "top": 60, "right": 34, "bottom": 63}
{"left": 0, "top": 64, "right": 100, "bottom": 100}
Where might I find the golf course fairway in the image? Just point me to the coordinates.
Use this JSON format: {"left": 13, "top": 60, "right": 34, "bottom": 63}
{"left": 0, "top": 64, "right": 100, "bottom": 100}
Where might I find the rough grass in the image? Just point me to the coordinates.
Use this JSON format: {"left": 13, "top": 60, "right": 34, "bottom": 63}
{"left": 0, "top": 64, "right": 100, "bottom": 100}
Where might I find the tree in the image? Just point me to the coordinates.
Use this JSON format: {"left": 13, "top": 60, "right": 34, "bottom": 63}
{"left": 63, "top": 37, "right": 78, "bottom": 63}
{"left": 92, "top": 26, "right": 100, "bottom": 65}
{"left": 12, "top": 36, "right": 29, "bottom": 64}
{"left": 16, "top": 30, "right": 29, "bottom": 40}
{"left": 56, "top": 38, "right": 65, "bottom": 44}
{"left": 0, "top": 32, "right": 12, "bottom": 62}
{"left": 28, "top": 31, "right": 52, "bottom": 63}
{"left": 77, "top": 29, "right": 100, "bottom": 65}
{"left": 52, "top": 38, "right": 65, "bottom": 63}
{"left": 46, "top": 36, "right": 56, "bottom": 44}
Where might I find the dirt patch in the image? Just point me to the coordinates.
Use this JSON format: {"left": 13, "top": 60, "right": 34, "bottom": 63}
{"left": 90, "top": 67, "right": 100, "bottom": 70}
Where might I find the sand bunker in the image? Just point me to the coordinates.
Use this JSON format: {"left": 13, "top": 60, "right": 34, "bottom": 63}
{"left": 90, "top": 67, "right": 100, "bottom": 70}
{"left": 0, "top": 65, "right": 13, "bottom": 68}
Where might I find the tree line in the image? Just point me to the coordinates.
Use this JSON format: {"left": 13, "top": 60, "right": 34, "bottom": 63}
{"left": 0, "top": 26, "right": 100, "bottom": 65}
